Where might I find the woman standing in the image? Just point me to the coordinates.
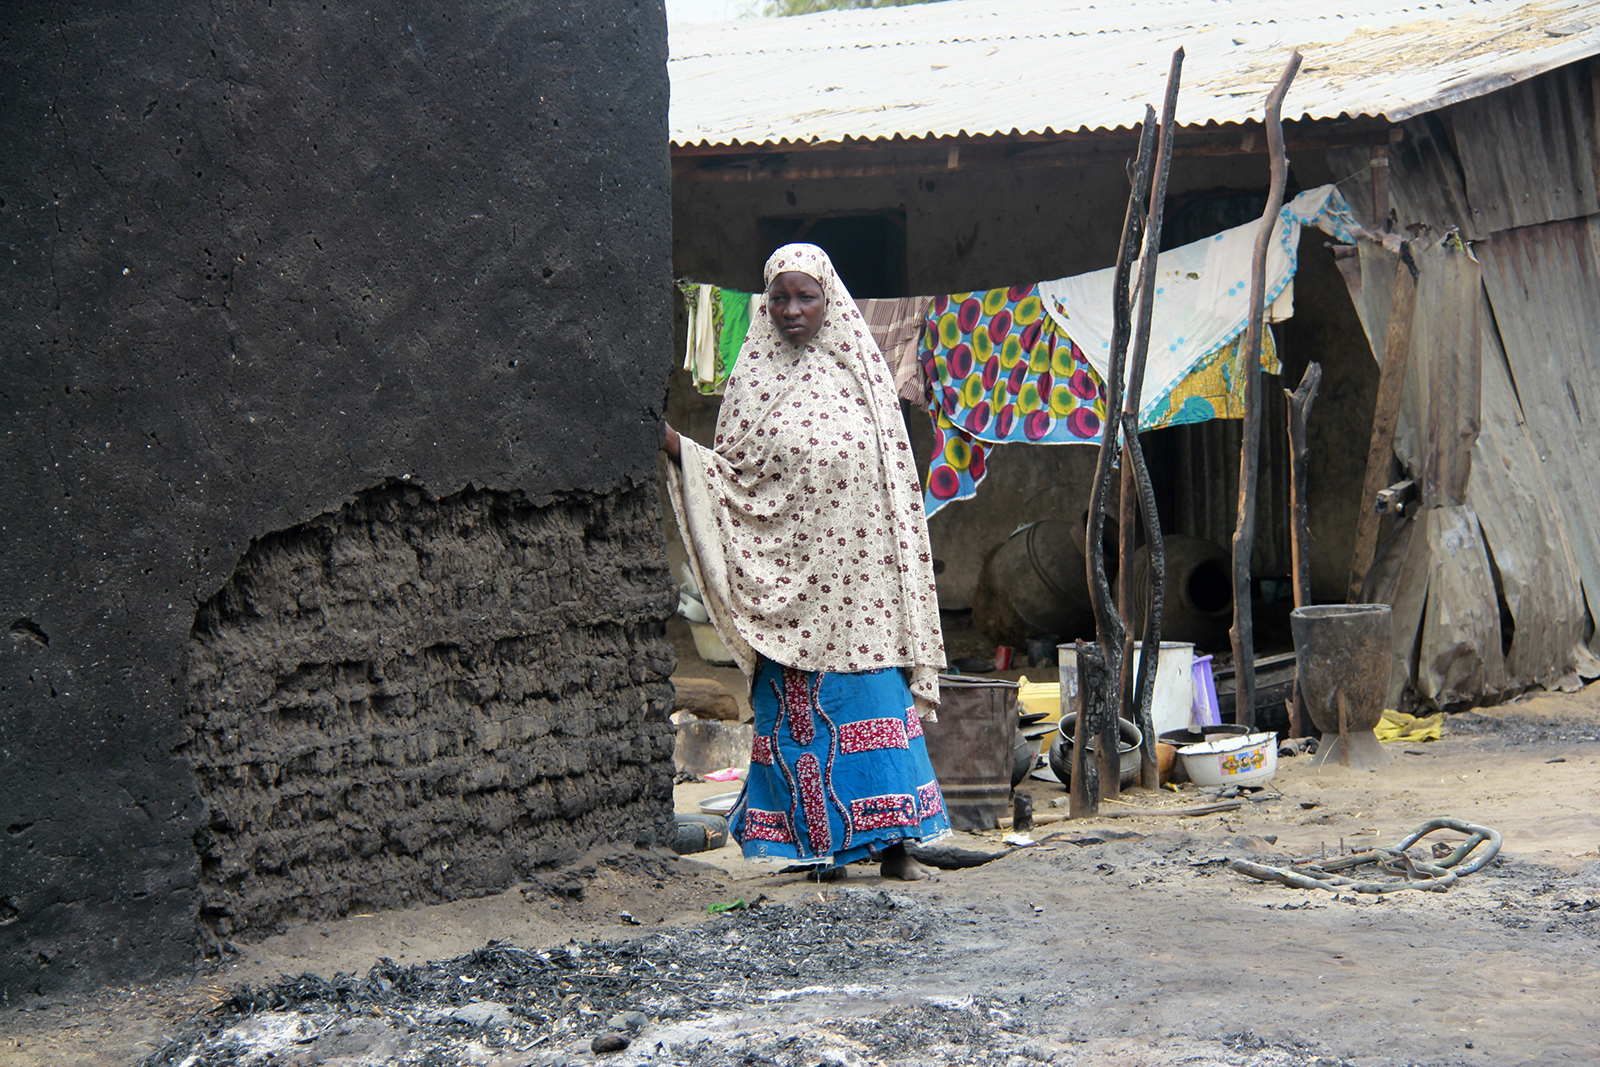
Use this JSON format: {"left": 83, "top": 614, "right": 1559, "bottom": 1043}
{"left": 663, "top": 245, "right": 948, "bottom": 880}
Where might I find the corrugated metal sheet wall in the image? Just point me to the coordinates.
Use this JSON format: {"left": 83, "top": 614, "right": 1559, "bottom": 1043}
{"left": 1327, "top": 57, "right": 1600, "bottom": 705}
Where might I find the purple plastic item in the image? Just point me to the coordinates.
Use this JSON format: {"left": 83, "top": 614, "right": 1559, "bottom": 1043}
{"left": 1191, "top": 654, "right": 1221, "bottom": 727}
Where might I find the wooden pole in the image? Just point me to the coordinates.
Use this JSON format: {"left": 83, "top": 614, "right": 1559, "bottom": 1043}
{"left": 1346, "top": 242, "right": 1419, "bottom": 602}
{"left": 1079, "top": 110, "right": 1157, "bottom": 816}
{"left": 1230, "top": 52, "right": 1301, "bottom": 733}
{"left": 1285, "top": 362, "right": 1322, "bottom": 738}
{"left": 1121, "top": 49, "right": 1184, "bottom": 789}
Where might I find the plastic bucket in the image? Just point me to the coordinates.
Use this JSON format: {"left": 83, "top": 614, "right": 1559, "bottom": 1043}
{"left": 1132, "top": 641, "right": 1195, "bottom": 737}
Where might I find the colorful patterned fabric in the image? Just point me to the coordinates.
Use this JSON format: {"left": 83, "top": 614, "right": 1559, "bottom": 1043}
{"left": 1143, "top": 327, "right": 1280, "bottom": 429}
{"left": 729, "top": 658, "right": 950, "bottom": 866}
{"left": 922, "top": 319, "right": 1280, "bottom": 515}
{"left": 920, "top": 284, "right": 1111, "bottom": 512}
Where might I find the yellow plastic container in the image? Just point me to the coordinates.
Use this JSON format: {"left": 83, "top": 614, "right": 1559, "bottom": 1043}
{"left": 1015, "top": 676, "right": 1062, "bottom": 725}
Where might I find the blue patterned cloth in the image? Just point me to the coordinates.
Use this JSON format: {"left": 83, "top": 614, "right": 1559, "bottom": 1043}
{"left": 729, "top": 659, "right": 951, "bottom": 867}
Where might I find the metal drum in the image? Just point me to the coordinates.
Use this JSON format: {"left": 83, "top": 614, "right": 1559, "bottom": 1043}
{"left": 924, "top": 676, "right": 1019, "bottom": 831}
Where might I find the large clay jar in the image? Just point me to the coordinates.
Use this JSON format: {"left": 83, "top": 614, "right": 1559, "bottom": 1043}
{"left": 1290, "top": 604, "right": 1393, "bottom": 770}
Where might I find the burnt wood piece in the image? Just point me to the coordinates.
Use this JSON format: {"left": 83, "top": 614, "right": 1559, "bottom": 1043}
{"left": 1213, "top": 651, "right": 1299, "bottom": 735}
{"left": 1084, "top": 109, "right": 1158, "bottom": 808}
{"left": 1231, "top": 52, "right": 1303, "bottom": 732}
{"left": 1069, "top": 640, "right": 1108, "bottom": 818}
{"left": 1347, "top": 242, "right": 1420, "bottom": 601}
{"left": 1285, "top": 362, "right": 1323, "bottom": 737}
{"left": 1124, "top": 412, "right": 1166, "bottom": 786}
{"left": 1119, "top": 49, "right": 1184, "bottom": 791}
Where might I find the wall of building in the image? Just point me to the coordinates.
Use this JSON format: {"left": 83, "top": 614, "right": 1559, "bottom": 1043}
{"left": 668, "top": 147, "right": 1377, "bottom": 627}
{"left": 0, "top": 0, "right": 675, "bottom": 997}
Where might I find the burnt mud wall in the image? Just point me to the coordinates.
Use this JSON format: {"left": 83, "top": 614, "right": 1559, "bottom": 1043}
{"left": 184, "top": 485, "right": 675, "bottom": 944}
{"left": 0, "top": 0, "right": 673, "bottom": 998}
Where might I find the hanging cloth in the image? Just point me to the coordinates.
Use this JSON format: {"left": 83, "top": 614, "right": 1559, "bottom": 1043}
{"left": 717, "top": 289, "right": 751, "bottom": 383}
{"left": 679, "top": 281, "right": 721, "bottom": 393}
{"left": 919, "top": 288, "right": 1279, "bottom": 516}
{"left": 678, "top": 282, "right": 757, "bottom": 394}
{"left": 918, "top": 284, "right": 1110, "bottom": 513}
{"left": 1036, "top": 184, "right": 1359, "bottom": 426}
{"left": 858, "top": 297, "right": 935, "bottom": 405}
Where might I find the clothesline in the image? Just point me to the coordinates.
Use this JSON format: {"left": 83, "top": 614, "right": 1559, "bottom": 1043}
{"left": 675, "top": 185, "right": 1364, "bottom": 516}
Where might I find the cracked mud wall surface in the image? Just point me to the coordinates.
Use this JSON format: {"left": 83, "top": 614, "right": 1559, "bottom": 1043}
{"left": 0, "top": 0, "right": 672, "bottom": 998}
{"left": 183, "top": 485, "right": 676, "bottom": 942}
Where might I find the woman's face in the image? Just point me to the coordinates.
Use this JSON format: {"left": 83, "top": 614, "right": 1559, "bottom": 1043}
{"left": 767, "top": 271, "right": 825, "bottom": 346}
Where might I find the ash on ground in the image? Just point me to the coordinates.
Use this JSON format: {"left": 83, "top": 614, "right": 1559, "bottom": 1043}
{"left": 136, "top": 851, "right": 1379, "bottom": 1067}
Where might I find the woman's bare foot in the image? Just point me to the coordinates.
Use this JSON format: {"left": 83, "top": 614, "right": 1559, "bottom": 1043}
{"left": 878, "top": 842, "right": 936, "bottom": 881}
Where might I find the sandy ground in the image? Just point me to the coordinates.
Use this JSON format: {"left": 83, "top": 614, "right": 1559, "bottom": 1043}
{"left": 4, "top": 684, "right": 1600, "bottom": 1067}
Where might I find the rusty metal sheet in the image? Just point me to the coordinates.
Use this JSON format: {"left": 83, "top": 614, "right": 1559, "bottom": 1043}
{"left": 1409, "top": 239, "right": 1482, "bottom": 507}
{"left": 1169, "top": 381, "right": 1291, "bottom": 578}
{"left": 1327, "top": 115, "right": 1481, "bottom": 238}
{"left": 1451, "top": 60, "right": 1600, "bottom": 236}
{"left": 1479, "top": 215, "right": 1600, "bottom": 655}
{"left": 1468, "top": 288, "right": 1599, "bottom": 690}
{"left": 1417, "top": 505, "right": 1506, "bottom": 707}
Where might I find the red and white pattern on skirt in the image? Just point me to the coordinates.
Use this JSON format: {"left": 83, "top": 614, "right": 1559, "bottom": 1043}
{"left": 916, "top": 780, "right": 945, "bottom": 820}
{"left": 795, "top": 753, "right": 831, "bottom": 855}
{"left": 837, "top": 716, "right": 910, "bottom": 754}
{"left": 779, "top": 665, "right": 819, "bottom": 746}
{"left": 750, "top": 734, "right": 775, "bottom": 766}
{"left": 904, "top": 706, "right": 923, "bottom": 740}
{"left": 849, "top": 793, "right": 921, "bottom": 831}
{"left": 743, "top": 808, "right": 795, "bottom": 843}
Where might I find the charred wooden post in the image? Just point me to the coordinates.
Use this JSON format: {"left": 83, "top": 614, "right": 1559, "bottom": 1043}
{"left": 1285, "top": 361, "right": 1322, "bottom": 738}
{"left": 1230, "top": 52, "right": 1301, "bottom": 732}
{"left": 1068, "top": 639, "right": 1107, "bottom": 818}
{"left": 1082, "top": 108, "right": 1158, "bottom": 811}
{"left": 1120, "top": 49, "right": 1183, "bottom": 788}
{"left": 1123, "top": 410, "right": 1165, "bottom": 770}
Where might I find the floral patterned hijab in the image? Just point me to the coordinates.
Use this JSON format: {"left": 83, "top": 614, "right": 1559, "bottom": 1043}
{"left": 668, "top": 244, "right": 946, "bottom": 716}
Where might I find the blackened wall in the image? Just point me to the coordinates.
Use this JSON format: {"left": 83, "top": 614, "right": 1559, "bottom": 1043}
{"left": 0, "top": 0, "right": 674, "bottom": 997}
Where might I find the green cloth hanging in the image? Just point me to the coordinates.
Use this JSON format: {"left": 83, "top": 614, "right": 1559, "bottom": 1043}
{"left": 717, "top": 290, "right": 752, "bottom": 385}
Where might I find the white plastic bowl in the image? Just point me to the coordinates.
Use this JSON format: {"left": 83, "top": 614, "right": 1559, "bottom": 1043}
{"left": 1177, "top": 731, "right": 1278, "bottom": 788}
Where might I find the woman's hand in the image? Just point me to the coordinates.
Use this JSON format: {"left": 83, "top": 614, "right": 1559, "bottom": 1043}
{"left": 662, "top": 421, "right": 682, "bottom": 466}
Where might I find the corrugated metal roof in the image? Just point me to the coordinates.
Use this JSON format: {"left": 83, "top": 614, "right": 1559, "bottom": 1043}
{"left": 670, "top": 0, "right": 1600, "bottom": 148}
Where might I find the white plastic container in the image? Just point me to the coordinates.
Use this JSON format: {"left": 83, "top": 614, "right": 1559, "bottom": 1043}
{"left": 1058, "top": 641, "right": 1194, "bottom": 736}
{"left": 689, "top": 621, "right": 736, "bottom": 666}
{"left": 1177, "top": 730, "right": 1279, "bottom": 787}
{"left": 1133, "top": 641, "right": 1196, "bottom": 737}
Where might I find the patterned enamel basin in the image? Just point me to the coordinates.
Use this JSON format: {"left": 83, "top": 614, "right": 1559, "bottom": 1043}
{"left": 1176, "top": 731, "right": 1278, "bottom": 788}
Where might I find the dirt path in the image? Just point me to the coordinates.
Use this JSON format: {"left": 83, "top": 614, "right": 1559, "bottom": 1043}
{"left": 4, "top": 688, "right": 1599, "bottom": 1066}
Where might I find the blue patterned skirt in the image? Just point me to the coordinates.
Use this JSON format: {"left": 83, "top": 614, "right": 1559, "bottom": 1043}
{"left": 728, "top": 658, "right": 951, "bottom": 867}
